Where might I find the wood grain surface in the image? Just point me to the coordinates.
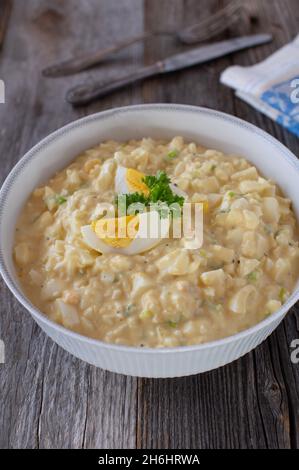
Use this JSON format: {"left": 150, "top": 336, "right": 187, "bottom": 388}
{"left": 0, "top": 0, "right": 12, "bottom": 49}
{"left": 0, "top": 0, "right": 298, "bottom": 449}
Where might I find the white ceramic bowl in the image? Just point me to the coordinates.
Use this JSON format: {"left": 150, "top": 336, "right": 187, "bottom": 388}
{"left": 0, "top": 104, "right": 298, "bottom": 378}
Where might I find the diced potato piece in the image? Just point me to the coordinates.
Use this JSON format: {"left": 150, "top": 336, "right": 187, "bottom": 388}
{"left": 156, "top": 249, "right": 200, "bottom": 275}
{"left": 277, "top": 196, "right": 291, "bottom": 216}
{"left": 35, "top": 211, "right": 53, "bottom": 230}
{"left": 239, "top": 179, "right": 270, "bottom": 194}
{"left": 210, "top": 245, "right": 235, "bottom": 264}
{"left": 33, "top": 187, "right": 44, "bottom": 198}
{"left": 207, "top": 193, "right": 222, "bottom": 207}
{"left": 265, "top": 299, "right": 281, "bottom": 314}
{"left": 41, "top": 278, "right": 65, "bottom": 300}
{"left": 241, "top": 231, "right": 268, "bottom": 258}
{"left": 215, "top": 167, "right": 229, "bottom": 182}
{"left": 182, "top": 318, "right": 212, "bottom": 337}
{"left": 263, "top": 257, "right": 274, "bottom": 273}
{"left": 110, "top": 255, "right": 132, "bottom": 272}
{"left": 175, "top": 177, "right": 189, "bottom": 191}
{"left": 231, "top": 166, "right": 258, "bottom": 181}
{"left": 203, "top": 287, "right": 216, "bottom": 298}
{"left": 43, "top": 186, "right": 56, "bottom": 211}
{"left": 276, "top": 227, "right": 293, "bottom": 246}
{"left": 56, "top": 299, "right": 80, "bottom": 328}
{"left": 55, "top": 240, "right": 65, "bottom": 254}
{"left": 95, "top": 159, "right": 116, "bottom": 190}
{"left": 29, "top": 269, "right": 43, "bottom": 285}
{"left": 226, "top": 228, "right": 244, "bottom": 246}
{"left": 131, "top": 273, "right": 153, "bottom": 299}
{"left": 262, "top": 197, "right": 280, "bottom": 224}
{"left": 273, "top": 258, "right": 291, "bottom": 282}
{"left": 66, "top": 169, "right": 81, "bottom": 187}
{"left": 229, "top": 285, "right": 257, "bottom": 315}
{"left": 63, "top": 290, "right": 80, "bottom": 305}
{"left": 243, "top": 210, "right": 260, "bottom": 230}
{"left": 192, "top": 176, "right": 219, "bottom": 193}
{"left": 84, "top": 159, "right": 101, "bottom": 173}
{"left": 169, "top": 135, "right": 184, "bottom": 151}
{"left": 200, "top": 268, "right": 226, "bottom": 296}
{"left": 14, "top": 242, "right": 32, "bottom": 265}
{"left": 230, "top": 198, "right": 249, "bottom": 211}
{"left": 219, "top": 206, "right": 258, "bottom": 230}
{"left": 238, "top": 257, "right": 260, "bottom": 277}
{"left": 173, "top": 161, "right": 185, "bottom": 176}
{"left": 226, "top": 209, "right": 244, "bottom": 227}
{"left": 141, "top": 289, "right": 161, "bottom": 313}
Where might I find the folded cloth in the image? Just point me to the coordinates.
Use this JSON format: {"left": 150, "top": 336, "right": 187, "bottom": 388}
{"left": 220, "top": 35, "right": 299, "bottom": 137}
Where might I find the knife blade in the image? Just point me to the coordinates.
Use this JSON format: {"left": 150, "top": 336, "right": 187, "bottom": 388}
{"left": 162, "top": 34, "right": 271, "bottom": 72}
{"left": 67, "top": 34, "right": 272, "bottom": 106}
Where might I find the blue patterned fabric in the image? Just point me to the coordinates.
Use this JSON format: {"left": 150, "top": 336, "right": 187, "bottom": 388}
{"left": 261, "top": 77, "right": 299, "bottom": 137}
{"left": 220, "top": 35, "right": 299, "bottom": 138}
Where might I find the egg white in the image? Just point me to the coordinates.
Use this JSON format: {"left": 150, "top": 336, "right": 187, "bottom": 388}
{"left": 115, "top": 165, "right": 131, "bottom": 194}
{"left": 81, "top": 211, "right": 170, "bottom": 255}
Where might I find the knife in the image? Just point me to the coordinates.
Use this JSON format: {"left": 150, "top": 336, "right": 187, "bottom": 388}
{"left": 67, "top": 34, "right": 272, "bottom": 106}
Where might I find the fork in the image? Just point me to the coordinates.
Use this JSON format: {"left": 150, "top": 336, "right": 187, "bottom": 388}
{"left": 43, "top": 0, "right": 253, "bottom": 77}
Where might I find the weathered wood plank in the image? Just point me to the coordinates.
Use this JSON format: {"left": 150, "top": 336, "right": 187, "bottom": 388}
{"left": 136, "top": 0, "right": 299, "bottom": 450}
{"left": 0, "top": 0, "right": 142, "bottom": 449}
{"left": 0, "top": 0, "right": 12, "bottom": 50}
{"left": 0, "top": 0, "right": 298, "bottom": 450}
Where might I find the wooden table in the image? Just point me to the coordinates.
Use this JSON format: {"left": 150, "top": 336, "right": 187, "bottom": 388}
{"left": 0, "top": 0, "right": 298, "bottom": 449}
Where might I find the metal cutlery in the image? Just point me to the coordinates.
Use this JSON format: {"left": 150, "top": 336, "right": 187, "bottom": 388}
{"left": 66, "top": 34, "right": 272, "bottom": 106}
{"left": 43, "top": 0, "right": 253, "bottom": 77}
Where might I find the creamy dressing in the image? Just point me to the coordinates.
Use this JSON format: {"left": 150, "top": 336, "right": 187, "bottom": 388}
{"left": 14, "top": 137, "right": 299, "bottom": 347}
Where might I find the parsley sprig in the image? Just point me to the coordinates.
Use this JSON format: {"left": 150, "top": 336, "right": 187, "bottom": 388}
{"left": 115, "top": 171, "right": 185, "bottom": 216}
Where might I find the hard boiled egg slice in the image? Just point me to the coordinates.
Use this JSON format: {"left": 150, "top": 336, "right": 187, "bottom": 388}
{"left": 115, "top": 166, "right": 150, "bottom": 196}
{"left": 115, "top": 165, "right": 187, "bottom": 199}
{"left": 81, "top": 211, "right": 170, "bottom": 255}
{"left": 169, "top": 183, "right": 187, "bottom": 198}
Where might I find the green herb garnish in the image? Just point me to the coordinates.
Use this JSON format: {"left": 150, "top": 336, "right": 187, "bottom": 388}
{"left": 116, "top": 171, "right": 185, "bottom": 217}
{"left": 139, "top": 309, "right": 154, "bottom": 320}
{"left": 56, "top": 195, "right": 67, "bottom": 205}
{"left": 167, "top": 149, "right": 179, "bottom": 159}
{"left": 166, "top": 320, "right": 178, "bottom": 328}
{"left": 144, "top": 171, "right": 184, "bottom": 205}
{"left": 279, "top": 287, "right": 287, "bottom": 303}
{"left": 228, "top": 191, "right": 235, "bottom": 198}
{"left": 247, "top": 271, "right": 258, "bottom": 282}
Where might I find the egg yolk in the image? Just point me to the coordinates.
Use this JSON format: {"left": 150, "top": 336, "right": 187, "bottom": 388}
{"left": 92, "top": 215, "right": 139, "bottom": 248}
{"left": 126, "top": 169, "right": 150, "bottom": 196}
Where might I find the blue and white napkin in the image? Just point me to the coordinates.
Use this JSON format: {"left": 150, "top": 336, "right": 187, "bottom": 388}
{"left": 220, "top": 35, "right": 299, "bottom": 137}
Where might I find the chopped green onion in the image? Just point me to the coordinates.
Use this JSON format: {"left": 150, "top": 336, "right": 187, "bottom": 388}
{"left": 199, "top": 249, "right": 207, "bottom": 258}
{"left": 139, "top": 309, "right": 154, "bottom": 320}
{"left": 56, "top": 195, "right": 67, "bottom": 205}
{"left": 167, "top": 149, "right": 179, "bottom": 159}
{"left": 279, "top": 287, "right": 287, "bottom": 303}
{"left": 228, "top": 191, "right": 235, "bottom": 198}
{"left": 247, "top": 271, "right": 258, "bottom": 282}
{"left": 166, "top": 320, "right": 178, "bottom": 328}
{"left": 210, "top": 164, "right": 216, "bottom": 172}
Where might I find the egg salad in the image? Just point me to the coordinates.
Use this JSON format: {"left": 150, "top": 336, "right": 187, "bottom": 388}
{"left": 14, "top": 136, "right": 299, "bottom": 347}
